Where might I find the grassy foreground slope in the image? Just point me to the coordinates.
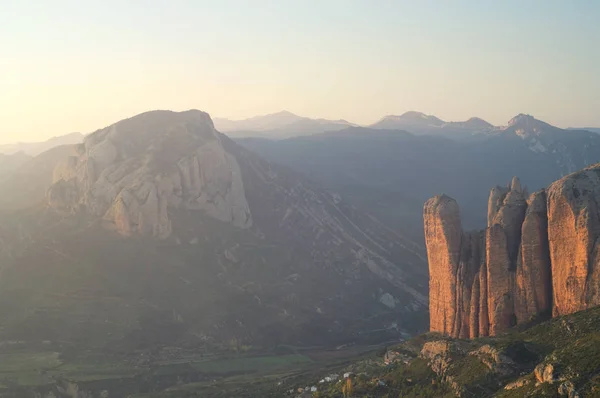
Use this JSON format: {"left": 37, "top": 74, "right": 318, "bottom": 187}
{"left": 155, "top": 306, "right": 600, "bottom": 397}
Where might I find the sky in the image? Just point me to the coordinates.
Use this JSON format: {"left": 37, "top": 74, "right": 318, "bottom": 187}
{"left": 1, "top": 0, "right": 600, "bottom": 144}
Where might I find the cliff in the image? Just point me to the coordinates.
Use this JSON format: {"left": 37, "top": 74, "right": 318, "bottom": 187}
{"left": 48, "top": 110, "right": 252, "bottom": 238}
{"left": 547, "top": 166, "right": 600, "bottom": 316}
{"left": 425, "top": 175, "right": 560, "bottom": 338}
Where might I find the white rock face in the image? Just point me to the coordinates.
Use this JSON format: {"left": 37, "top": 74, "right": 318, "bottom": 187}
{"left": 379, "top": 292, "right": 396, "bottom": 309}
{"left": 48, "top": 110, "right": 252, "bottom": 238}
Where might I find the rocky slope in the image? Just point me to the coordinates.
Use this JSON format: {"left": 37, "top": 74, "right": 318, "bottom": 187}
{"left": 425, "top": 163, "right": 600, "bottom": 339}
{"left": 0, "top": 109, "right": 428, "bottom": 350}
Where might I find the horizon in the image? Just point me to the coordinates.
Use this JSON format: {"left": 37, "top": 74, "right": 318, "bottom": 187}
{"left": 2, "top": 0, "right": 600, "bottom": 144}
{"left": 1, "top": 108, "right": 597, "bottom": 146}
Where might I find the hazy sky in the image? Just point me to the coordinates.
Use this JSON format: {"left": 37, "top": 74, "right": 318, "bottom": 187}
{"left": 2, "top": 0, "right": 599, "bottom": 144}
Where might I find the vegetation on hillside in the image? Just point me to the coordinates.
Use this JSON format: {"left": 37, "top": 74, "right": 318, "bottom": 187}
{"left": 147, "top": 305, "right": 600, "bottom": 397}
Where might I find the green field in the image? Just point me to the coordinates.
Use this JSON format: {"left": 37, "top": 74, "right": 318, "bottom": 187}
{"left": 0, "top": 351, "right": 61, "bottom": 372}
{"left": 0, "top": 349, "right": 321, "bottom": 397}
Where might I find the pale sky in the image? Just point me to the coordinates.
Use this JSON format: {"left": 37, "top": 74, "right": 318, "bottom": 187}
{"left": 1, "top": 0, "right": 599, "bottom": 144}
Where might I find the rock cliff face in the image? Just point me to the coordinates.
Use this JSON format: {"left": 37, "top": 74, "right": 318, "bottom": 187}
{"left": 426, "top": 165, "right": 600, "bottom": 338}
{"left": 425, "top": 177, "right": 553, "bottom": 338}
{"left": 547, "top": 167, "right": 600, "bottom": 316}
{"left": 423, "top": 195, "right": 462, "bottom": 337}
{"left": 424, "top": 196, "right": 485, "bottom": 338}
{"left": 49, "top": 110, "right": 252, "bottom": 238}
{"left": 515, "top": 190, "right": 552, "bottom": 322}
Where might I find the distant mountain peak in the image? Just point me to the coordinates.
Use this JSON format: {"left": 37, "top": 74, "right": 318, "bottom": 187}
{"left": 464, "top": 117, "right": 493, "bottom": 128}
{"left": 508, "top": 113, "right": 539, "bottom": 127}
{"left": 376, "top": 112, "right": 444, "bottom": 126}
{"left": 400, "top": 111, "right": 444, "bottom": 124}
{"left": 505, "top": 114, "right": 559, "bottom": 141}
{"left": 271, "top": 110, "right": 299, "bottom": 118}
{"left": 401, "top": 111, "right": 431, "bottom": 118}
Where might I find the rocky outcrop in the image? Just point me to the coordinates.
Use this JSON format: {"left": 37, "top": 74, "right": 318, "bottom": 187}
{"left": 425, "top": 177, "right": 552, "bottom": 337}
{"left": 427, "top": 165, "right": 600, "bottom": 338}
{"left": 48, "top": 110, "right": 252, "bottom": 238}
{"left": 534, "top": 362, "right": 557, "bottom": 384}
{"left": 419, "top": 340, "right": 455, "bottom": 376}
{"left": 515, "top": 190, "right": 552, "bottom": 322}
{"left": 424, "top": 195, "right": 462, "bottom": 337}
{"left": 547, "top": 167, "right": 600, "bottom": 316}
{"left": 486, "top": 177, "right": 528, "bottom": 334}
{"left": 424, "top": 195, "right": 486, "bottom": 338}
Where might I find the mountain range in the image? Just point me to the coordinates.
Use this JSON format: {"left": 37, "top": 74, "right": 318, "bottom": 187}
{"left": 238, "top": 114, "right": 600, "bottom": 236}
{"left": 0, "top": 110, "right": 427, "bottom": 353}
{"left": 213, "top": 110, "right": 355, "bottom": 139}
{"left": 369, "top": 111, "right": 494, "bottom": 139}
{"left": 214, "top": 110, "right": 501, "bottom": 140}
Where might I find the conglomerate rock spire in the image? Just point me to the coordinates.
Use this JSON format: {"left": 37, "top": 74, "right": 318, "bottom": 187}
{"left": 425, "top": 175, "right": 556, "bottom": 338}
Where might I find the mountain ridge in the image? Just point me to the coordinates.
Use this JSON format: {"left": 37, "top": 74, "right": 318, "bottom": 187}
{"left": 0, "top": 132, "right": 83, "bottom": 156}
{"left": 238, "top": 114, "right": 600, "bottom": 236}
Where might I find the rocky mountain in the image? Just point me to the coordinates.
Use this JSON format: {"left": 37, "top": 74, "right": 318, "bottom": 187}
{"left": 369, "top": 111, "right": 493, "bottom": 139}
{"left": 213, "top": 111, "right": 355, "bottom": 139}
{"left": 425, "top": 163, "right": 600, "bottom": 339}
{"left": 0, "top": 110, "right": 428, "bottom": 350}
{"left": 238, "top": 115, "right": 600, "bottom": 235}
{"left": 0, "top": 132, "right": 83, "bottom": 156}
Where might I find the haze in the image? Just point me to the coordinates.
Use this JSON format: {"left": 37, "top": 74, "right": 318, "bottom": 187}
{"left": 1, "top": 0, "right": 599, "bottom": 144}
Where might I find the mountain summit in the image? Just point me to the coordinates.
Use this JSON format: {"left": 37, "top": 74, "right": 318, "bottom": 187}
{"left": 373, "top": 112, "right": 444, "bottom": 128}
{"left": 49, "top": 110, "right": 252, "bottom": 238}
{"left": 506, "top": 113, "right": 557, "bottom": 136}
